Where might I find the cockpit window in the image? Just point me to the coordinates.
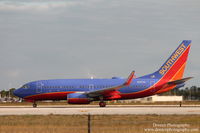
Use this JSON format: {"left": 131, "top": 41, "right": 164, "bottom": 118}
{"left": 22, "top": 85, "right": 29, "bottom": 89}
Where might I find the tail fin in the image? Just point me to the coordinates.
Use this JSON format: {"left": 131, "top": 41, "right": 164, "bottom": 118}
{"left": 158, "top": 40, "right": 191, "bottom": 80}
{"left": 142, "top": 40, "right": 191, "bottom": 80}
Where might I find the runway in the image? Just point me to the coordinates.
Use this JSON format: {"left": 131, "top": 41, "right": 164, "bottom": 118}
{"left": 0, "top": 105, "right": 200, "bottom": 115}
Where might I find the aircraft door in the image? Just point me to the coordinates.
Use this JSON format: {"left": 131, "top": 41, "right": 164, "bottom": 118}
{"left": 150, "top": 79, "right": 156, "bottom": 93}
{"left": 36, "top": 81, "right": 43, "bottom": 93}
{"left": 89, "top": 84, "right": 95, "bottom": 91}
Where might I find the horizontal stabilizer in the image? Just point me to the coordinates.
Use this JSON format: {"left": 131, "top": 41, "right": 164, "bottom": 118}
{"left": 168, "top": 77, "right": 193, "bottom": 85}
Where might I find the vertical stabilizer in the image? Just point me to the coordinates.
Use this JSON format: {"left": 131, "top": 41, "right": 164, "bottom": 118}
{"left": 141, "top": 40, "right": 191, "bottom": 80}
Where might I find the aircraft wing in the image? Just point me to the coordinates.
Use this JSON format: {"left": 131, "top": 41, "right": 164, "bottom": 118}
{"left": 167, "top": 77, "right": 193, "bottom": 85}
{"left": 86, "top": 71, "right": 135, "bottom": 98}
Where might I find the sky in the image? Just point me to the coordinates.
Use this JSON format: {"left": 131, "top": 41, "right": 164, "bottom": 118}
{"left": 0, "top": 0, "right": 199, "bottom": 90}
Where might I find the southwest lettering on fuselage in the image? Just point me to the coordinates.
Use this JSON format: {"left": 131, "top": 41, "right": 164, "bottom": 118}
{"left": 159, "top": 44, "right": 186, "bottom": 75}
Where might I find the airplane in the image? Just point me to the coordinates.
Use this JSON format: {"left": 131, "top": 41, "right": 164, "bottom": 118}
{"left": 13, "top": 40, "right": 193, "bottom": 107}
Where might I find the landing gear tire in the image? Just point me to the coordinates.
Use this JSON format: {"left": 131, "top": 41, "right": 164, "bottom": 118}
{"left": 33, "top": 102, "right": 37, "bottom": 108}
{"left": 99, "top": 102, "right": 106, "bottom": 107}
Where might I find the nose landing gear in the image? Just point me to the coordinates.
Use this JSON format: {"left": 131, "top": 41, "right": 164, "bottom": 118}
{"left": 33, "top": 101, "right": 37, "bottom": 108}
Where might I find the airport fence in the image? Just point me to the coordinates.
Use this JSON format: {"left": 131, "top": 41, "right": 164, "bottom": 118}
{"left": 43, "top": 114, "right": 152, "bottom": 133}
{"left": 57, "top": 114, "right": 200, "bottom": 133}
{"left": 0, "top": 114, "right": 199, "bottom": 133}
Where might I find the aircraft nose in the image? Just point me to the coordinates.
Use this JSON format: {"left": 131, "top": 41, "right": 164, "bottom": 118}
{"left": 13, "top": 89, "right": 20, "bottom": 97}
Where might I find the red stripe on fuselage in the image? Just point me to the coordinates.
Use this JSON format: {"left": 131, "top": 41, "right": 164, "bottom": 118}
{"left": 24, "top": 91, "right": 75, "bottom": 101}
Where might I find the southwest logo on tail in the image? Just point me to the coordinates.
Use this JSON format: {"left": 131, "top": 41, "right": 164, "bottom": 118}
{"left": 159, "top": 43, "right": 187, "bottom": 75}
{"left": 13, "top": 40, "right": 192, "bottom": 107}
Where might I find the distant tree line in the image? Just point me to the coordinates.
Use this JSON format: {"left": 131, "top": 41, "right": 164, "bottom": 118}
{"left": 159, "top": 86, "right": 200, "bottom": 100}
{"left": 0, "top": 88, "right": 16, "bottom": 98}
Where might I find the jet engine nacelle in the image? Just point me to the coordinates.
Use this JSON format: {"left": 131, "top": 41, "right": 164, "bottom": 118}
{"left": 67, "top": 93, "right": 91, "bottom": 104}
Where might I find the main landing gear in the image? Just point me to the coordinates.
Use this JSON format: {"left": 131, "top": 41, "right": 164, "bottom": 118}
{"left": 33, "top": 101, "right": 37, "bottom": 108}
{"left": 99, "top": 101, "right": 106, "bottom": 107}
{"left": 99, "top": 97, "right": 106, "bottom": 107}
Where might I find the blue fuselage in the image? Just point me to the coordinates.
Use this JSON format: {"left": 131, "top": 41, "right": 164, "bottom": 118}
{"left": 14, "top": 78, "right": 159, "bottom": 100}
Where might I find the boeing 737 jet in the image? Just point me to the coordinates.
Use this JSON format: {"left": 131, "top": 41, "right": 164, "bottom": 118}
{"left": 14, "top": 40, "right": 192, "bottom": 107}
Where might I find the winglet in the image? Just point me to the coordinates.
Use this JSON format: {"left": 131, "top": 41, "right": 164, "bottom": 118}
{"left": 124, "top": 71, "right": 135, "bottom": 86}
